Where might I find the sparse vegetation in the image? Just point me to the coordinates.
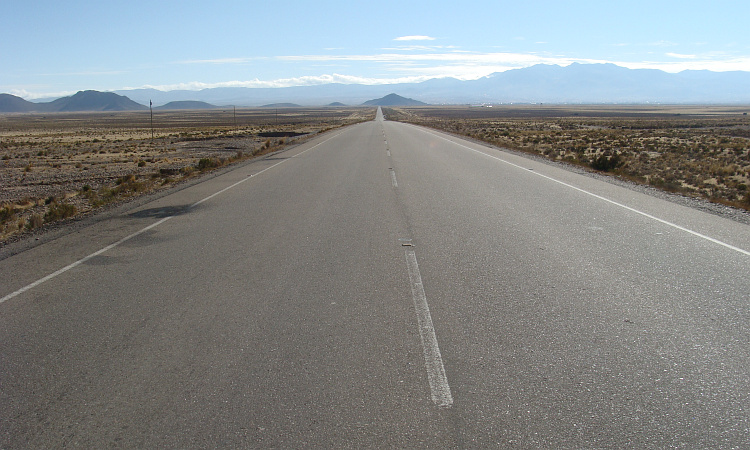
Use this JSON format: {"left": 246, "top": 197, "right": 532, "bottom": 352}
{"left": 44, "top": 202, "right": 77, "bottom": 223}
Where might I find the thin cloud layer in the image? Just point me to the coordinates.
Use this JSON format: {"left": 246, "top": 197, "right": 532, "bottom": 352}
{"left": 394, "top": 35, "right": 436, "bottom": 41}
{"left": 128, "top": 74, "right": 441, "bottom": 92}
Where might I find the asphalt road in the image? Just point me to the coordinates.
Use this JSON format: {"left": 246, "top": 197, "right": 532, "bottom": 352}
{"left": 2, "top": 108, "right": 750, "bottom": 448}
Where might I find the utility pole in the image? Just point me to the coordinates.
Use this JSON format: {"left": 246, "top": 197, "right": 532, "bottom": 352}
{"left": 149, "top": 100, "right": 154, "bottom": 139}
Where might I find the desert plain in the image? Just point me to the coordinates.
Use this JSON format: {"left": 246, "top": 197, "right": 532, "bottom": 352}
{"left": 2, "top": 104, "right": 750, "bottom": 245}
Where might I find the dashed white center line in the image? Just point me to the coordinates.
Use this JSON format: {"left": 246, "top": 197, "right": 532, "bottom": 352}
{"left": 390, "top": 169, "right": 398, "bottom": 188}
{"left": 404, "top": 249, "right": 453, "bottom": 408}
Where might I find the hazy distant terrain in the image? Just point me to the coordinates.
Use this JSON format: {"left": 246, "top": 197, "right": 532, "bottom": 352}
{"left": 112, "top": 63, "right": 750, "bottom": 106}
{"left": 5, "top": 63, "right": 750, "bottom": 112}
{"left": 154, "top": 101, "right": 217, "bottom": 110}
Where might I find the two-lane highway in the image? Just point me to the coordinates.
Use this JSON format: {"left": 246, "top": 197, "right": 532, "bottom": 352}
{"left": 2, "top": 108, "right": 749, "bottom": 447}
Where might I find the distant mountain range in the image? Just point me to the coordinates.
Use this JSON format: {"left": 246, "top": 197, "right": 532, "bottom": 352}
{"left": 112, "top": 63, "right": 750, "bottom": 106}
{"left": 0, "top": 90, "right": 146, "bottom": 113}
{"left": 2, "top": 64, "right": 750, "bottom": 112}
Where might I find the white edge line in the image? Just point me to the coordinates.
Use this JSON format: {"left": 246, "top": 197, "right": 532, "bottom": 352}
{"left": 405, "top": 249, "right": 453, "bottom": 408}
{"left": 191, "top": 131, "right": 342, "bottom": 208}
{"left": 0, "top": 217, "right": 171, "bottom": 304}
{"left": 417, "top": 126, "right": 750, "bottom": 257}
{"left": 1, "top": 132, "right": 344, "bottom": 305}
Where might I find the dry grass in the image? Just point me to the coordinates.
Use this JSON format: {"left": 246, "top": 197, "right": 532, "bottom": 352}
{"left": 385, "top": 105, "right": 750, "bottom": 210}
{"left": 0, "top": 107, "right": 375, "bottom": 243}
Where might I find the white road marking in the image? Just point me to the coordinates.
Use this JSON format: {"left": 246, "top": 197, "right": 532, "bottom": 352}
{"left": 390, "top": 169, "right": 398, "bottom": 188}
{"left": 405, "top": 249, "right": 453, "bottom": 408}
{"left": 419, "top": 127, "right": 750, "bottom": 257}
{"left": 1, "top": 217, "right": 171, "bottom": 304}
{"left": 0, "top": 132, "right": 343, "bottom": 305}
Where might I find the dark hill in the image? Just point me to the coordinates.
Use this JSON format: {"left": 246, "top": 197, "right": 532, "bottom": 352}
{"left": 0, "top": 94, "right": 37, "bottom": 112}
{"left": 362, "top": 93, "right": 427, "bottom": 106}
{"left": 45, "top": 90, "right": 147, "bottom": 112}
{"left": 155, "top": 100, "right": 217, "bottom": 110}
{"left": 327, "top": 102, "right": 347, "bottom": 106}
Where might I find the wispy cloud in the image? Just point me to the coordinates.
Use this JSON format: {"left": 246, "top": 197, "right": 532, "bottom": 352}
{"left": 9, "top": 88, "right": 78, "bottom": 100}
{"left": 275, "top": 51, "right": 605, "bottom": 69}
{"left": 127, "top": 73, "right": 442, "bottom": 91}
{"left": 666, "top": 53, "right": 697, "bottom": 59}
{"left": 381, "top": 45, "right": 453, "bottom": 52}
{"left": 394, "top": 35, "right": 435, "bottom": 41}
{"left": 173, "top": 45, "right": 750, "bottom": 78}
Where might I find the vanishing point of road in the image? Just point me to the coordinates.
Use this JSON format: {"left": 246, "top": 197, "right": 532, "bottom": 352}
{"left": 2, "top": 108, "right": 749, "bottom": 448}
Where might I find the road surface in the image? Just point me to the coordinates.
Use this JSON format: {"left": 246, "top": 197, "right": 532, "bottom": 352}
{"left": 2, "top": 108, "right": 750, "bottom": 447}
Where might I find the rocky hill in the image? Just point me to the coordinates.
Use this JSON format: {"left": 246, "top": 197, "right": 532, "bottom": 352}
{"left": 154, "top": 100, "right": 217, "bottom": 110}
{"left": 362, "top": 93, "right": 428, "bottom": 106}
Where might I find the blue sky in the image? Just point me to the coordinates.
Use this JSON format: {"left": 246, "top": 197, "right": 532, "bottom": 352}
{"left": 3, "top": 0, "right": 749, "bottom": 99}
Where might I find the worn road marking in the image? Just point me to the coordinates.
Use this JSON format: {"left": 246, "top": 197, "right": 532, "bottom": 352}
{"left": 390, "top": 169, "right": 398, "bottom": 187}
{"left": 419, "top": 127, "right": 750, "bottom": 257}
{"left": 405, "top": 249, "right": 453, "bottom": 408}
{"left": 0, "top": 132, "right": 342, "bottom": 305}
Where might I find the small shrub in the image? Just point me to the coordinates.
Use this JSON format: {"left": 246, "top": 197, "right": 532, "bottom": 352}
{"left": 116, "top": 174, "right": 136, "bottom": 185}
{"left": 590, "top": 153, "right": 622, "bottom": 172}
{"left": 44, "top": 202, "right": 77, "bottom": 223}
{"left": 197, "top": 158, "right": 217, "bottom": 171}
{"left": 26, "top": 214, "right": 43, "bottom": 230}
{"left": 0, "top": 205, "right": 18, "bottom": 223}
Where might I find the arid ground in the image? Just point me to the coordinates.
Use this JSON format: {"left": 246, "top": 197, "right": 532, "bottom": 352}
{"left": 385, "top": 105, "right": 750, "bottom": 211}
{"left": 0, "top": 107, "right": 374, "bottom": 244}
{"left": 3, "top": 105, "right": 750, "bottom": 245}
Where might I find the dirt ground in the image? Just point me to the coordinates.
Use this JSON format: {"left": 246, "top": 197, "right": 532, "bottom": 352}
{"left": 0, "top": 107, "right": 374, "bottom": 244}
